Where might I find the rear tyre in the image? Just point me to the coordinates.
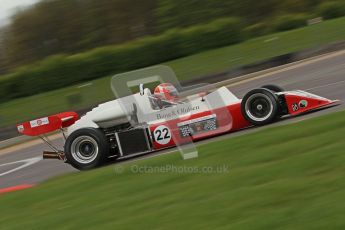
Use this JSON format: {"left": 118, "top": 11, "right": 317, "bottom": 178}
{"left": 241, "top": 88, "right": 279, "bottom": 125}
{"left": 65, "top": 128, "right": 109, "bottom": 170}
{"left": 261, "top": 84, "right": 284, "bottom": 93}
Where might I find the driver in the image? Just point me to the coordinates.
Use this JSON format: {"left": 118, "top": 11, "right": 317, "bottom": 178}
{"left": 154, "top": 83, "right": 179, "bottom": 104}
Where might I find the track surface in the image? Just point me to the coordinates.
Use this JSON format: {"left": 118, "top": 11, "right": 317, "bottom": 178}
{"left": 1, "top": 51, "right": 345, "bottom": 189}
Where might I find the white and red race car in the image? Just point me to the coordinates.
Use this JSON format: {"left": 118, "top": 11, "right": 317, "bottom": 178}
{"left": 17, "top": 82, "right": 339, "bottom": 170}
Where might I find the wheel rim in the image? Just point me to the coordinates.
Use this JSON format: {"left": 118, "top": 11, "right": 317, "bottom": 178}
{"left": 245, "top": 93, "right": 274, "bottom": 122}
{"left": 70, "top": 136, "right": 99, "bottom": 164}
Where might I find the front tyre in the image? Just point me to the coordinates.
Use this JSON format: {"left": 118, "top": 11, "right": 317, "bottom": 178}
{"left": 65, "top": 128, "right": 109, "bottom": 170}
{"left": 241, "top": 88, "right": 279, "bottom": 126}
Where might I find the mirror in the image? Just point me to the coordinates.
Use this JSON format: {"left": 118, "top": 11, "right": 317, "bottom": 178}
{"left": 139, "top": 83, "right": 144, "bottom": 96}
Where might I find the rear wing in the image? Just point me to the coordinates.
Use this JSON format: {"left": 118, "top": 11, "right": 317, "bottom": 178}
{"left": 15, "top": 111, "right": 79, "bottom": 161}
{"left": 17, "top": 112, "right": 78, "bottom": 136}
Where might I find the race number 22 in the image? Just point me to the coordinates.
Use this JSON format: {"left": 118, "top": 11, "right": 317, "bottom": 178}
{"left": 153, "top": 125, "right": 171, "bottom": 145}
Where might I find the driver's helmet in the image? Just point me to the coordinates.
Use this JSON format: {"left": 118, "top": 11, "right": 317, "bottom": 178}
{"left": 154, "top": 83, "right": 179, "bottom": 102}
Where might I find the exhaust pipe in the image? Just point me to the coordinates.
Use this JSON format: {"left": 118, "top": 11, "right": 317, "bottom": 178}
{"left": 43, "top": 151, "right": 65, "bottom": 160}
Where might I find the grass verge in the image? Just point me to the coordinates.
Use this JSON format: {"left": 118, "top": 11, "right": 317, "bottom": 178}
{"left": 1, "top": 16, "right": 345, "bottom": 127}
{"left": 0, "top": 110, "right": 345, "bottom": 229}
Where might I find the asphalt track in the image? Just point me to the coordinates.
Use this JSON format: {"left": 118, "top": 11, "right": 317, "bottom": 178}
{"left": 1, "top": 50, "right": 345, "bottom": 190}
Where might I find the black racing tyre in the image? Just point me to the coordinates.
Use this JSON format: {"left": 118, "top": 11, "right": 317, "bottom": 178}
{"left": 261, "top": 84, "right": 284, "bottom": 93}
{"left": 65, "top": 128, "right": 109, "bottom": 170}
{"left": 241, "top": 88, "right": 279, "bottom": 126}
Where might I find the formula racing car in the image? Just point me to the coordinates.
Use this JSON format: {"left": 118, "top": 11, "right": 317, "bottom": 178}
{"left": 17, "top": 82, "right": 339, "bottom": 170}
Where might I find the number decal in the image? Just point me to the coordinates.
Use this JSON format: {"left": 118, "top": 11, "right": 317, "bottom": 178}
{"left": 163, "top": 128, "right": 170, "bottom": 139}
{"left": 155, "top": 130, "right": 162, "bottom": 140}
{"left": 292, "top": 103, "right": 299, "bottom": 112}
{"left": 153, "top": 125, "right": 171, "bottom": 145}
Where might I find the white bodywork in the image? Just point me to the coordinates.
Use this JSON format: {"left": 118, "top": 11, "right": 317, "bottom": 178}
{"left": 67, "top": 87, "right": 239, "bottom": 135}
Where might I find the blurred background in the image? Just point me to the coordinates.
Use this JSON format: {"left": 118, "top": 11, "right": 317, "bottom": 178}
{"left": 0, "top": 0, "right": 345, "bottom": 139}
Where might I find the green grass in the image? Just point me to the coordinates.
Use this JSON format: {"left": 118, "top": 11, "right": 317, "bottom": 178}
{"left": 1, "top": 16, "right": 345, "bottom": 127}
{"left": 1, "top": 110, "right": 345, "bottom": 229}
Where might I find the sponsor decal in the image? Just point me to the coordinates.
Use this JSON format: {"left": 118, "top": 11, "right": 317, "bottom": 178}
{"left": 299, "top": 100, "right": 308, "bottom": 108}
{"left": 153, "top": 125, "right": 171, "bottom": 145}
{"left": 156, "top": 105, "right": 200, "bottom": 120}
{"left": 292, "top": 103, "right": 299, "bottom": 112}
{"left": 17, "top": 125, "right": 24, "bottom": 133}
{"left": 178, "top": 114, "right": 218, "bottom": 137}
{"left": 30, "top": 117, "right": 49, "bottom": 128}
